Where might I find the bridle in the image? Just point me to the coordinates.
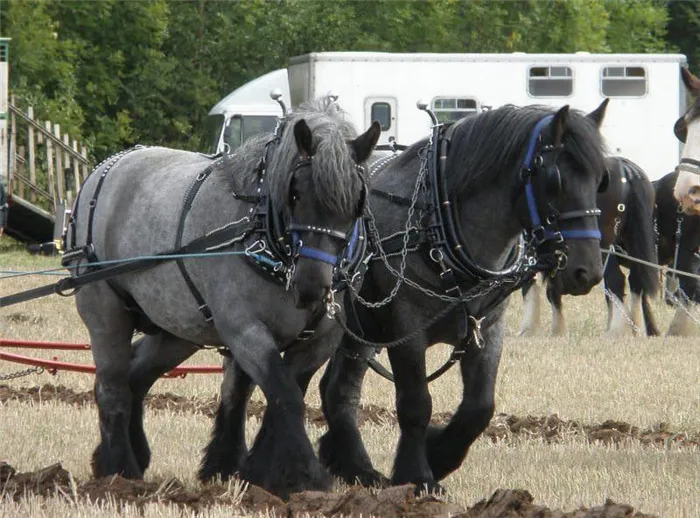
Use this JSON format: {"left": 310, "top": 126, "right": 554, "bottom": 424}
{"left": 284, "top": 156, "right": 369, "bottom": 296}
{"left": 519, "top": 114, "right": 602, "bottom": 267}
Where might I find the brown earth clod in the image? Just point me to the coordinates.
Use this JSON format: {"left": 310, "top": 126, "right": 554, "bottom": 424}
{"left": 0, "top": 463, "right": 658, "bottom": 517}
{"left": 2, "top": 384, "right": 699, "bottom": 449}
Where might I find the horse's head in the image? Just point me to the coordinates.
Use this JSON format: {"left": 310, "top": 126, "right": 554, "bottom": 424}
{"left": 516, "top": 100, "right": 610, "bottom": 296}
{"left": 673, "top": 67, "right": 700, "bottom": 215}
{"left": 280, "top": 111, "right": 380, "bottom": 310}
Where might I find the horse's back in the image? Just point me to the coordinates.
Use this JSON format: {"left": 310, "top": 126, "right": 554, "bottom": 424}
{"left": 73, "top": 146, "right": 214, "bottom": 258}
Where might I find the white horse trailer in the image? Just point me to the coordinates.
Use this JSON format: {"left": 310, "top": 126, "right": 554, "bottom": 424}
{"left": 203, "top": 52, "right": 688, "bottom": 180}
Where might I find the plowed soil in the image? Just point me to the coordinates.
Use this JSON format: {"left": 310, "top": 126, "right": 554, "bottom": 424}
{"left": 2, "top": 383, "right": 698, "bottom": 449}
{"left": 0, "top": 462, "right": 656, "bottom": 517}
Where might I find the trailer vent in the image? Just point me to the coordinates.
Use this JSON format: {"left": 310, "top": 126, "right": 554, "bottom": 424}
{"left": 528, "top": 66, "right": 573, "bottom": 97}
{"left": 601, "top": 66, "right": 647, "bottom": 97}
{"left": 432, "top": 98, "right": 478, "bottom": 123}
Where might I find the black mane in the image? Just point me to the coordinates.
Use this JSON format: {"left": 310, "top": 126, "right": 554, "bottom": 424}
{"left": 394, "top": 104, "right": 607, "bottom": 196}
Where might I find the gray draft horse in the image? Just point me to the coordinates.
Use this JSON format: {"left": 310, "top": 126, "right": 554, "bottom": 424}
{"left": 132, "top": 100, "right": 610, "bottom": 494}
{"left": 63, "top": 98, "right": 380, "bottom": 499}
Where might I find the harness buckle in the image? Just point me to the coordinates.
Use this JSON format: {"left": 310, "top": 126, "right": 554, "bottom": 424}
{"left": 532, "top": 226, "right": 546, "bottom": 244}
{"left": 325, "top": 290, "right": 342, "bottom": 318}
{"left": 285, "top": 263, "right": 295, "bottom": 291}
{"left": 198, "top": 304, "right": 214, "bottom": 322}
{"left": 469, "top": 315, "right": 486, "bottom": 349}
{"left": 555, "top": 250, "right": 568, "bottom": 271}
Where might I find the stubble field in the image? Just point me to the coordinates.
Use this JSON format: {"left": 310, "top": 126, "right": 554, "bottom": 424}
{"left": 1, "top": 244, "right": 699, "bottom": 517}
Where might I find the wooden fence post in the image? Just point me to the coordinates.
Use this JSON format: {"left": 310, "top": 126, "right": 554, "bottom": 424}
{"left": 9, "top": 95, "right": 16, "bottom": 196}
{"left": 72, "top": 139, "right": 81, "bottom": 196}
{"left": 45, "top": 120, "right": 56, "bottom": 211}
{"left": 53, "top": 123, "right": 64, "bottom": 203}
{"left": 16, "top": 145, "right": 25, "bottom": 198}
{"left": 62, "top": 133, "right": 71, "bottom": 204}
{"left": 27, "top": 106, "right": 37, "bottom": 203}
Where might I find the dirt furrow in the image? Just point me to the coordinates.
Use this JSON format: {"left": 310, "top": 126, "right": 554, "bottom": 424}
{"left": 2, "top": 383, "right": 699, "bottom": 449}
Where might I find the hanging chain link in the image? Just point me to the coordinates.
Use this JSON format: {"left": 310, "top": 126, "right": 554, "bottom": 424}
{"left": 664, "top": 286, "right": 700, "bottom": 328}
{"left": 603, "top": 287, "right": 642, "bottom": 335}
{"left": 0, "top": 366, "right": 44, "bottom": 382}
{"left": 349, "top": 141, "right": 434, "bottom": 308}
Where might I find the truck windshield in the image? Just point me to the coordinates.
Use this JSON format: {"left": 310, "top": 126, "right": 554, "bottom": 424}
{"left": 223, "top": 115, "right": 278, "bottom": 153}
{"left": 199, "top": 114, "right": 225, "bottom": 155}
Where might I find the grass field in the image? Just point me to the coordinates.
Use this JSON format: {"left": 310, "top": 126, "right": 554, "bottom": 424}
{"left": 1, "top": 237, "right": 699, "bottom": 517}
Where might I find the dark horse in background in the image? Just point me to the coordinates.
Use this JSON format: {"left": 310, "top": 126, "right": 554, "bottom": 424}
{"left": 62, "top": 98, "right": 381, "bottom": 499}
{"left": 518, "top": 156, "right": 660, "bottom": 337}
{"left": 655, "top": 170, "right": 700, "bottom": 336}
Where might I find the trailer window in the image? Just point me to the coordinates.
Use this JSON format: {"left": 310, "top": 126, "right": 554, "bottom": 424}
{"left": 528, "top": 66, "right": 573, "bottom": 97}
{"left": 371, "top": 102, "right": 392, "bottom": 131}
{"left": 601, "top": 66, "right": 647, "bottom": 97}
{"left": 432, "top": 98, "right": 478, "bottom": 123}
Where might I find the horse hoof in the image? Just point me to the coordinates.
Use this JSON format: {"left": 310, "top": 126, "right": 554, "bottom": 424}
{"left": 91, "top": 444, "right": 143, "bottom": 479}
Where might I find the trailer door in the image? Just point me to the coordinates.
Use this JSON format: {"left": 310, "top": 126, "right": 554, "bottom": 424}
{"left": 365, "top": 97, "right": 397, "bottom": 146}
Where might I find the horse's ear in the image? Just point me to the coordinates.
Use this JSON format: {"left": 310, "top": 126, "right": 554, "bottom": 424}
{"left": 550, "top": 105, "right": 570, "bottom": 146}
{"left": 352, "top": 121, "right": 382, "bottom": 163}
{"left": 294, "top": 119, "right": 314, "bottom": 158}
{"left": 586, "top": 98, "right": 609, "bottom": 129}
{"left": 681, "top": 67, "right": 700, "bottom": 96}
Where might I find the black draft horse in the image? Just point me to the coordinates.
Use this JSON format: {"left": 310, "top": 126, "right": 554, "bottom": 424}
{"left": 654, "top": 170, "right": 700, "bottom": 336}
{"left": 518, "top": 156, "right": 660, "bottom": 337}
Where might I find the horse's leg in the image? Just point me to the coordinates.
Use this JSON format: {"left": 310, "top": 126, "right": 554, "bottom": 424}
{"left": 319, "top": 335, "right": 388, "bottom": 487}
{"left": 517, "top": 276, "right": 541, "bottom": 336}
{"left": 627, "top": 270, "right": 661, "bottom": 336}
{"left": 129, "top": 332, "right": 199, "bottom": 473}
{"left": 387, "top": 341, "right": 437, "bottom": 493}
{"left": 546, "top": 280, "right": 567, "bottom": 337}
{"left": 199, "top": 355, "right": 255, "bottom": 483}
{"left": 604, "top": 257, "right": 630, "bottom": 336}
{"left": 217, "top": 320, "right": 330, "bottom": 499}
{"left": 199, "top": 331, "right": 336, "bottom": 483}
{"left": 76, "top": 283, "right": 141, "bottom": 478}
{"left": 426, "top": 317, "right": 504, "bottom": 482}
{"left": 641, "top": 295, "right": 661, "bottom": 336}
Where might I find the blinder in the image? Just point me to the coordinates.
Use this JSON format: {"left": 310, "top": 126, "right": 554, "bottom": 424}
{"left": 675, "top": 116, "right": 688, "bottom": 143}
{"left": 598, "top": 169, "right": 610, "bottom": 193}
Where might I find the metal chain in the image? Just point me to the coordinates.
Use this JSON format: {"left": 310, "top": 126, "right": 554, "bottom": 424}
{"left": 350, "top": 142, "right": 433, "bottom": 308}
{"left": 665, "top": 287, "right": 700, "bottom": 328}
{"left": 0, "top": 366, "right": 44, "bottom": 382}
{"left": 603, "top": 287, "right": 642, "bottom": 335}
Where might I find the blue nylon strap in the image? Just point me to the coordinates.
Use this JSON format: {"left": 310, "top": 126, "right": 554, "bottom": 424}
{"left": 346, "top": 220, "right": 361, "bottom": 259}
{"left": 525, "top": 182, "right": 541, "bottom": 228}
{"left": 522, "top": 114, "right": 554, "bottom": 169}
{"left": 556, "top": 229, "right": 602, "bottom": 240}
{"left": 297, "top": 246, "right": 339, "bottom": 265}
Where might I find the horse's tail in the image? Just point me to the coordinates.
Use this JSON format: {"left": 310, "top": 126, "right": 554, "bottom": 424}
{"left": 620, "top": 158, "right": 660, "bottom": 298}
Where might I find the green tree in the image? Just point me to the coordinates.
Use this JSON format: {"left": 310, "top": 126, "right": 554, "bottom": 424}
{"left": 667, "top": 1, "right": 700, "bottom": 71}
